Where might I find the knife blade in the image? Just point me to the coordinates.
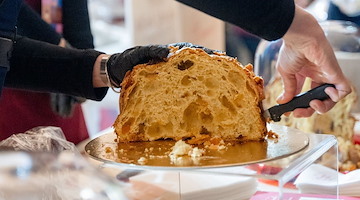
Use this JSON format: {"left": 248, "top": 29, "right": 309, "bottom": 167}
{"left": 263, "top": 83, "right": 335, "bottom": 122}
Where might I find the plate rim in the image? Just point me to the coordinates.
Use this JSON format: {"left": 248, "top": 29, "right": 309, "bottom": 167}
{"left": 85, "top": 124, "right": 310, "bottom": 170}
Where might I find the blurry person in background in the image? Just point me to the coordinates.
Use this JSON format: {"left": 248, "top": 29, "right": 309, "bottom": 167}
{"left": 295, "top": 0, "right": 316, "bottom": 8}
{"left": 328, "top": 0, "right": 360, "bottom": 25}
{"left": 0, "top": 0, "right": 94, "bottom": 144}
{"left": 225, "top": 23, "right": 260, "bottom": 65}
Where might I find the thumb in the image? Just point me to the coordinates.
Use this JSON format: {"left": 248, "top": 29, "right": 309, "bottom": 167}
{"left": 277, "top": 74, "right": 298, "bottom": 104}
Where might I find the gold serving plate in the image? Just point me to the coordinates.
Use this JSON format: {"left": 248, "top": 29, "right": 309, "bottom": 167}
{"left": 85, "top": 124, "right": 309, "bottom": 170}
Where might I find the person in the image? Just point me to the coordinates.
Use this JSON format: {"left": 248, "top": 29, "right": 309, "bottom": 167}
{"left": 176, "top": 0, "right": 351, "bottom": 118}
{"left": 225, "top": 23, "right": 260, "bottom": 65}
{"left": 0, "top": 0, "right": 352, "bottom": 121}
{"left": 328, "top": 0, "right": 360, "bottom": 26}
{"left": 0, "top": 0, "right": 93, "bottom": 144}
{"left": 0, "top": 0, "right": 170, "bottom": 96}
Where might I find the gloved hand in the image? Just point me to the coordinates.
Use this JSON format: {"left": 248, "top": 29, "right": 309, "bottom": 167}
{"left": 106, "top": 45, "right": 170, "bottom": 88}
{"left": 106, "top": 43, "right": 221, "bottom": 88}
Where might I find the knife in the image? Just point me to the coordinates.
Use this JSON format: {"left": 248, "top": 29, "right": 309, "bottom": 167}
{"left": 263, "top": 83, "right": 335, "bottom": 122}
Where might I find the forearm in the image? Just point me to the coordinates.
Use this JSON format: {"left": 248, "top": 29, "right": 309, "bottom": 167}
{"left": 6, "top": 36, "right": 108, "bottom": 100}
{"left": 282, "top": 6, "right": 323, "bottom": 48}
{"left": 176, "top": 0, "right": 295, "bottom": 41}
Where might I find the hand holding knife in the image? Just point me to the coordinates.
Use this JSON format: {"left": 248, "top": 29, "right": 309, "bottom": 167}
{"left": 264, "top": 83, "right": 335, "bottom": 122}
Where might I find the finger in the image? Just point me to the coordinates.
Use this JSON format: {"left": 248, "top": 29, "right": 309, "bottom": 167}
{"left": 324, "top": 86, "right": 339, "bottom": 102}
{"left": 147, "top": 45, "right": 170, "bottom": 60}
{"left": 311, "top": 47, "right": 352, "bottom": 101}
{"left": 283, "top": 111, "right": 291, "bottom": 117}
{"left": 324, "top": 80, "right": 352, "bottom": 103}
{"left": 309, "top": 99, "right": 335, "bottom": 114}
{"left": 136, "top": 46, "right": 169, "bottom": 62}
{"left": 276, "top": 72, "right": 298, "bottom": 104}
{"left": 124, "top": 46, "right": 167, "bottom": 67}
{"left": 292, "top": 107, "right": 315, "bottom": 118}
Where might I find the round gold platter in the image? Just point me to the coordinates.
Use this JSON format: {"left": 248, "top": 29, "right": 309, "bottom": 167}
{"left": 85, "top": 124, "right": 309, "bottom": 170}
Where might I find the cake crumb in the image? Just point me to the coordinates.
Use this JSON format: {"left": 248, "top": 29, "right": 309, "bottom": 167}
{"left": 169, "top": 140, "right": 205, "bottom": 165}
{"left": 137, "top": 157, "right": 147, "bottom": 165}
{"left": 105, "top": 146, "right": 113, "bottom": 153}
{"left": 267, "top": 130, "right": 279, "bottom": 140}
{"left": 190, "top": 147, "right": 205, "bottom": 158}
{"left": 204, "top": 137, "right": 227, "bottom": 151}
{"left": 169, "top": 140, "right": 193, "bottom": 158}
{"left": 218, "top": 145, "right": 227, "bottom": 151}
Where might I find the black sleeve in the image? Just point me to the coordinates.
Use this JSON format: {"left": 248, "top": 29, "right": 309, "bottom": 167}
{"left": 176, "top": 0, "right": 295, "bottom": 41}
{"left": 17, "top": 2, "right": 61, "bottom": 45}
{"left": 5, "top": 36, "right": 108, "bottom": 101}
{"left": 0, "top": 0, "right": 22, "bottom": 36}
{"left": 62, "top": 0, "right": 94, "bottom": 49}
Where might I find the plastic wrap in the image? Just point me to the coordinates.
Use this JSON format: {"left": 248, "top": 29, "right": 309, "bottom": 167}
{"left": 0, "top": 126, "right": 76, "bottom": 153}
{"left": 0, "top": 126, "right": 128, "bottom": 200}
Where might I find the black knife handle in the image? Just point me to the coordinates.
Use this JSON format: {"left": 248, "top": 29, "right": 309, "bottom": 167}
{"left": 268, "top": 83, "right": 335, "bottom": 122}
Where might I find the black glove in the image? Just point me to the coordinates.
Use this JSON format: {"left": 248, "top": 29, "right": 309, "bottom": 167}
{"left": 168, "top": 42, "right": 222, "bottom": 55}
{"left": 106, "top": 45, "right": 170, "bottom": 88}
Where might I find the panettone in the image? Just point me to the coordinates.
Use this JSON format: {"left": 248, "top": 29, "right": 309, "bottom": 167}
{"left": 113, "top": 47, "right": 267, "bottom": 143}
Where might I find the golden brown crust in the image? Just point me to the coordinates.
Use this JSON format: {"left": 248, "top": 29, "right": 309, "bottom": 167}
{"left": 114, "top": 47, "right": 267, "bottom": 143}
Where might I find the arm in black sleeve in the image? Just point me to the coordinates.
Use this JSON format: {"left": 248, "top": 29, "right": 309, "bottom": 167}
{"left": 62, "top": 0, "right": 94, "bottom": 49}
{"left": 17, "top": 2, "right": 61, "bottom": 45}
{"left": 176, "top": 0, "right": 295, "bottom": 41}
{"left": 5, "top": 36, "right": 108, "bottom": 101}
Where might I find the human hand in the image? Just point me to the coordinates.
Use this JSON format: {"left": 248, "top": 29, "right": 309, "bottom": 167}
{"left": 276, "top": 5, "right": 351, "bottom": 117}
{"left": 106, "top": 45, "right": 169, "bottom": 87}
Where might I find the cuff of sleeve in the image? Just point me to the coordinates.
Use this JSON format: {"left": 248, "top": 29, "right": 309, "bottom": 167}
{"left": 92, "top": 87, "right": 108, "bottom": 101}
{"left": 266, "top": 0, "right": 296, "bottom": 41}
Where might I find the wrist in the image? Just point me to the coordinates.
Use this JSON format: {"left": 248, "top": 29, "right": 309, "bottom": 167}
{"left": 283, "top": 6, "right": 323, "bottom": 46}
{"left": 100, "top": 55, "right": 111, "bottom": 86}
{"left": 93, "top": 54, "right": 110, "bottom": 87}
